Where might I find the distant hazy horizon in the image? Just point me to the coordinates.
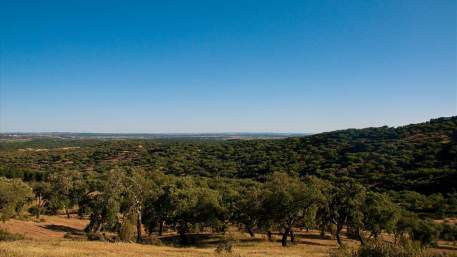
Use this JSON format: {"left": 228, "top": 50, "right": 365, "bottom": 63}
{"left": 1, "top": 1, "right": 455, "bottom": 133}
{"left": 2, "top": 116, "right": 454, "bottom": 135}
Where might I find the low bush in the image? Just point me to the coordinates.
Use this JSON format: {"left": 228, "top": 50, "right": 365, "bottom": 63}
{"left": 215, "top": 233, "right": 237, "bottom": 254}
{"left": 330, "top": 239, "right": 456, "bottom": 257}
{"left": 142, "top": 236, "right": 162, "bottom": 246}
{"left": 86, "top": 232, "right": 106, "bottom": 241}
{"left": 438, "top": 223, "right": 457, "bottom": 241}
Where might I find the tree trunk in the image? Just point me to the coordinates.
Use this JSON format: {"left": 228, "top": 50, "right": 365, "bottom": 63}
{"left": 289, "top": 229, "right": 295, "bottom": 243}
{"left": 136, "top": 210, "right": 142, "bottom": 242}
{"left": 36, "top": 194, "right": 41, "bottom": 219}
{"left": 247, "top": 227, "right": 255, "bottom": 237}
{"left": 356, "top": 228, "right": 365, "bottom": 246}
{"left": 282, "top": 227, "right": 290, "bottom": 247}
{"left": 177, "top": 222, "right": 189, "bottom": 245}
{"left": 320, "top": 227, "right": 326, "bottom": 238}
{"left": 373, "top": 230, "right": 379, "bottom": 239}
{"left": 85, "top": 215, "right": 95, "bottom": 232}
{"left": 159, "top": 220, "right": 164, "bottom": 236}
{"left": 336, "top": 232, "right": 342, "bottom": 246}
{"left": 336, "top": 225, "right": 343, "bottom": 246}
{"left": 220, "top": 223, "right": 227, "bottom": 234}
{"left": 267, "top": 231, "right": 272, "bottom": 241}
{"left": 179, "top": 230, "right": 188, "bottom": 244}
{"left": 95, "top": 221, "right": 102, "bottom": 233}
{"left": 65, "top": 208, "right": 70, "bottom": 219}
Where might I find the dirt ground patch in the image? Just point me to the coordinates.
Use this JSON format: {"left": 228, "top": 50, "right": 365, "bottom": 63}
{"left": 0, "top": 215, "right": 87, "bottom": 240}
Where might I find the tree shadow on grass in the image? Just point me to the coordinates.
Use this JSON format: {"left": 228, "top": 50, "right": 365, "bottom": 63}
{"left": 41, "top": 224, "right": 82, "bottom": 234}
{"left": 157, "top": 233, "right": 222, "bottom": 248}
{"left": 155, "top": 232, "right": 332, "bottom": 249}
{"left": 296, "top": 239, "right": 330, "bottom": 247}
{"left": 295, "top": 232, "right": 332, "bottom": 240}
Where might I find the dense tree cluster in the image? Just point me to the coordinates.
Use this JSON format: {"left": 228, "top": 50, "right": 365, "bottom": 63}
{"left": 2, "top": 169, "right": 454, "bottom": 248}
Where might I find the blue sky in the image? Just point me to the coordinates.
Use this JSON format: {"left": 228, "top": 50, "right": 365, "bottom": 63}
{"left": 1, "top": 0, "right": 456, "bottom": 133}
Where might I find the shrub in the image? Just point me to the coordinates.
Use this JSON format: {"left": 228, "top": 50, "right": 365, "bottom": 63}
{"left": 439, "top": 223, "right": 457, "bottom": 241}
{"left": 86, "top": 232, "right": 105, "bottom": 241}
{"left": 215, "top": 233, "right": 237, "bottom": 254}
{"left": 329, "top": 245, "right": 355, "bottom": 257}
{"left": 119, "top": 218, "right": 136, "bottom": 242}
{"left": 329, "top": 239, "right": 454, "bottom": 257}
{"left": 395, "top": 214, "right": 440, "bottom": 247}
{"left": 412, "top": 220, "right": 440, "bottom": 247}
{"left": 357, "top": 240, "right": 422, "bottom": 257}
{"left": 142, "top": 236, "right": 162, "bottom": 246}
{"left": 28, "top": 206, "right": 40, "bottom": 217}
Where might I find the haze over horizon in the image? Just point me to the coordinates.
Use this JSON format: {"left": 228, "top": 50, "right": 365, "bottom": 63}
{"left": 0, "top": 116, "right": 455, "bottom": 135}
{"left": 1, "top": 0, "right": 456, "bottom": 133}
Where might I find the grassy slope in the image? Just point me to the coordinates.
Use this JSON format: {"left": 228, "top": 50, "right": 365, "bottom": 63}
{"left": 0, "top": 240, "right": 335, "bottom": 257}
{"left": 0, "top": 215, "right": 87, "bottom": 240}
{"left": 0, "top": 215, "right": 455, "bottom": 257}
{"left": 0, "top": 215, "right": 339, "bottom": 257}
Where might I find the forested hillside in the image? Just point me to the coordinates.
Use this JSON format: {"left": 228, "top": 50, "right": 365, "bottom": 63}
{"left": 1, "top": 117, "right": 456, "bottom": 255}
{"left": 1, "top": 117, "right": 456, "bottom": 194}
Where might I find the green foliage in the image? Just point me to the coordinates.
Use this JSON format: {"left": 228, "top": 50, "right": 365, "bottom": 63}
{"left": 232, "top": 183, "right": 263, "bottom": 235}
{"left": 171, "top": 178, "right": 223, "bottom": 243}
{"left": 142, "top": 176, "right": 175, "bottom": 235}
{"left": 45, "top": 171, "right": 85, "bottom": 217}
{"left": 262, "top": 172, "right": 324, "bottom": 246}
{"left": 438, "top": 223, "right": 457, "bottom": 241}
{"left": 411, "top": 220, "right": 441, "bottom": 247}
{"left": 119, "top": 214, "right": 137, "bottom": 242}
{"left": 321, "top": 178, "right": 367, "bottom": 245}
{"left": 82, "top": 170, "right": 124, "bottom": 234}
{"left": 395, "top": 212, "right": 440, "bottom": 247}
{"left": 0, "top": 177, "right": 34, "bottom": 221}
{"left": 390, "top": 191, "right": 457, "bottom": 218}
{"left": 362, "top": 192, "right": 400, "bottom": 237}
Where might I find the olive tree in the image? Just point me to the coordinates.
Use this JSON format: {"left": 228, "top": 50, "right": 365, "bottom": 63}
{"left": 0, "top": 177, "right": 34, "bottom": 221}
{"left": 262, "top": 172, "right": 323, "bottom": 246}
{"left": 362, "top": 192, "right": 400, "bottom": 239}
{"left": 233, "top": 184, "right": 263, "bottom": 237}
{"left": 323, "top": 178, "right": 366, "bottom": 246}
{"left": 171, "top": 178, "right": 223, "bottom": 244}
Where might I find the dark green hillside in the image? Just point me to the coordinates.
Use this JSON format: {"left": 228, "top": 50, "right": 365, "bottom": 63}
{"left": 0, "top": 117, "right": 456, "bottom": 194}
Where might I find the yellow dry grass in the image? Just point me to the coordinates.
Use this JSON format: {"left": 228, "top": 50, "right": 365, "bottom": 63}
{"left": 0, "top": 239, "right": 335, "bottom": 257}
{"left": 0, "top": 215, "right": 87, "bottom": 240}
{"left": 0, "top": 215, "right": 455, "bottom": 257}
{"left": 0, "top": 215, "right": 342, "bottom": 257}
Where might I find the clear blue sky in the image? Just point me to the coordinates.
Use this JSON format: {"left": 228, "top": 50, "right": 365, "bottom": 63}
{"left": 1, "top": 0, "right": 456, "bottom": 133}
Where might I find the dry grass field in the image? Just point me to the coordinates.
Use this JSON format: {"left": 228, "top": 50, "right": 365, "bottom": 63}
{"left": 0, "top": 215, "right": 343, "bottom": 257}
{"left": 0, "top": 215, "right": 87, "bottom": 240}
{"left": 0, "top": 215, "right": 455, "bottom": 257}
{"left": 0, "top": 239, "right": 337, "bottom": 257}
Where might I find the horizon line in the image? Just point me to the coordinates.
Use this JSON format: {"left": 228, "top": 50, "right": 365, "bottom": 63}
{"left": 1, "top": 116, "right": 455, "bottom": 135}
